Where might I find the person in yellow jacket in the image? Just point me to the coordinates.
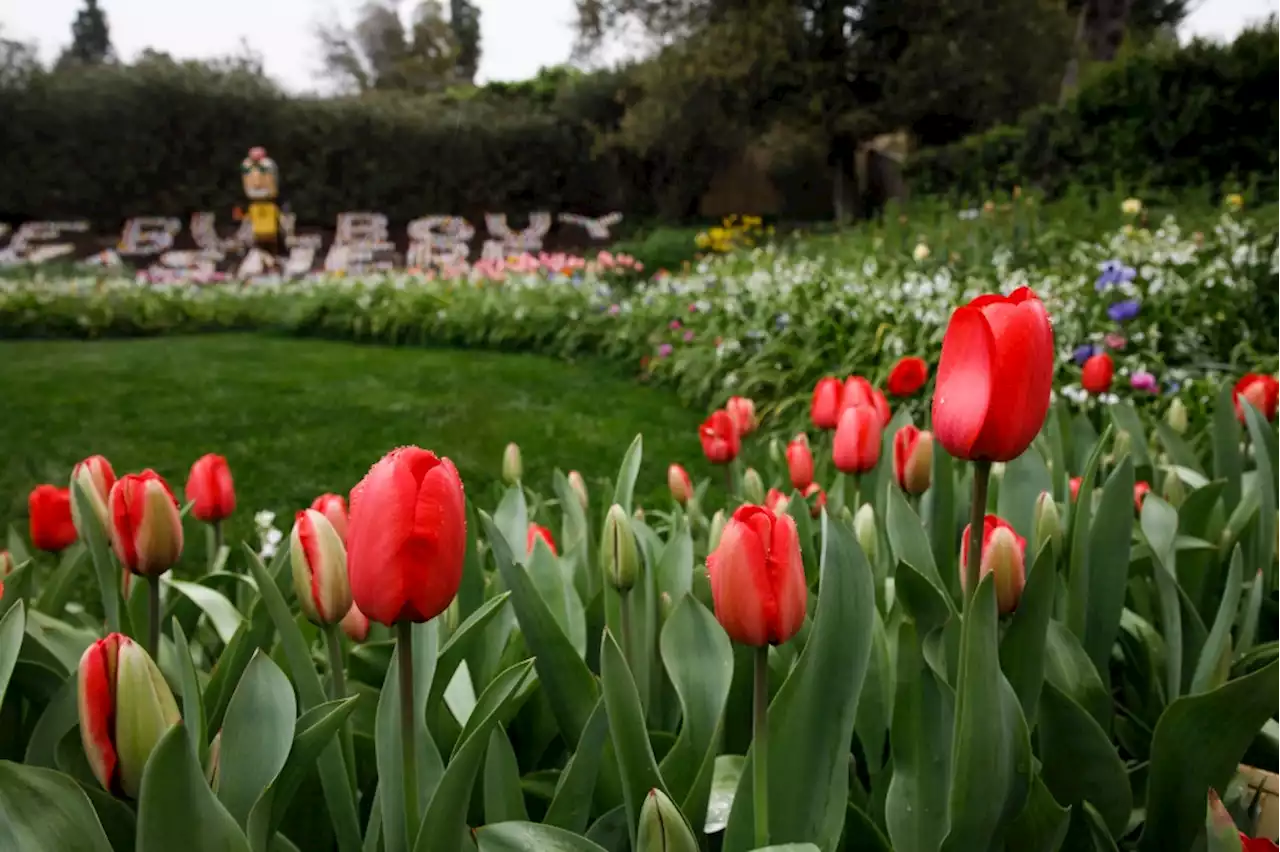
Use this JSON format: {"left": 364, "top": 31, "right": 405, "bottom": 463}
{"left": 237, "top": 146, "right": 281, "bottom": 259}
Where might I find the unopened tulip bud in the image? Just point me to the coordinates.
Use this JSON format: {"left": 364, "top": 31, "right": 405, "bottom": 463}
{"left": 602, "top": 504, "right": 640, "bottom": 592}
{"left": 341, "top": 602, "right": 371, "bottom": 642}
{"left": 960, "top": 515, "right": 1027, "bottom": 615}
{"left": 1163, "top": 472, "right": 1186, "bottom": 507}
{"left": 0, "top": 550, "right": 13, "bottom": 577}
{"left": 742, "top": 468, "right": 765, "bottom": 504}
{"left": 310, "top": 493, "right": 348, "bottom": 543}
{"left": 634, "top": 506, "right": 645, "bottom": 521}
{"left": 637, "top": 788, "right": 700, "bottom": 852}
{"left": 667, "top": 464, "right": 693, "bottom": 505}
{"left": 70, "top": 455, "right": 116, "bottom": 536}
{"left": 1033, "top": 492, "right": 1062, "bottom": 556}
{"left": 893, "top": 426, "right": 933, "bottom": 495}
{"left": 768, "top": 438, "right": 784, "bottom": 466}
{"left": 1166, "top": 398, "right": 1188, "bottom": 435}
{"left": 1112, "top": 430, "right": 1132, "bottom": 463}
{"left": 78, "top": 633, "right": 180, "bottom": 798}
{"left": 707, "top": 510, "right": 726, "bottom": 551}
{"left": 290, "top": 509, "right": 351, "bottom": 626}
{"left": 567, "top": 470, "right": 589, "bottom": 511}
{"left": 502, "top": 443, "right": 522, "bottom": 485}
{"left": 854, "top": 503, "right": 878, "bottom": 565}
{"left": 659, "top": 592, "right": 673, "bottom": 622}
{"left": 108, "top": 471, "right": 184, "bottom": 577}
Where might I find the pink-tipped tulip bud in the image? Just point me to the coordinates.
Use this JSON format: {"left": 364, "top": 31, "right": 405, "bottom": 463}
{"left": 0, "top": 550, "right": 13, "bottom": 577}
{"left": 742, "top": 468, "right": 765, "bottom": 505}
{"left": 108, "top": 471, "right": 184, "bottom": 577}
{"left": 70, "top": 455, "right": 116, "bottom": 536}
{"left": 803, "top": 482, "right": 826, "bottom": 518}
{"left": 892, "top": 425, "right": 934, "bottom": 495}
{"left": 502, "top": 442, "right": 523, "bottom": 485}
{"left": 341, "top": 602, "right": 371, "bottom": 643}
{"left": 567, "top": 470, "right": 589, "bottom": 511}
{"left": 787, "top": 436, "right": 814, "bottom": 490}
{"left": 78, "top": 633, "right": 180, "bottom": 798}
{"left": 854, "top": 503, "right": 878, "bottom": 565}
{"left": 960, "top": 515, "right": 1027, "bottom": 615}
{"left": 637, "top": 787, "right": 700, "bottom": 852}
{"left": 766, "top": 488, "right": 790, "bottom": 516}
{"left": 667, "top": 464, "right": 693, "bottom": 505}
{"left": 1033, "top": 491, "right": 1063, "bottom": 556}
{"left": 707, "top": 510, "right": 726, "bottom": 551}
{"left": 290, "top": 509, "right": 351, "bottom": 626}
{"left": 833, "top": 404, "right": 882, "bottom": 475}
{"left": 310, "top": 493, "right": 348, "bottom": 543}
{"left": 707, "top": 505, "right": 807, "bottom": 646}
{"left": 185, "top": 454, "right": 236, "bottom": 524}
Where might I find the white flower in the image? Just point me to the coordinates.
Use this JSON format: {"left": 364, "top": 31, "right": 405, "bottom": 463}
{"left": 254, "top": 510, "right": 276, "bottom": 529}
{"left": 912, "top": 243, "right": 931, "bottom": 261}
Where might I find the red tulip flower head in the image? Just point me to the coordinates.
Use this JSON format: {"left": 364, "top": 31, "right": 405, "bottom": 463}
{"left": 109, "top": 471, "right": 184, "bottom": 577}
{"left": 341, "top": 602, "right": 371, "bottom": 643}
{"left": 290, "top": 509, "right": 352, "bottom": 626}
{"left": 893, "top": 425, "right": 934, "bottom": 495}
{"left": 78, "top": 633, "right": 180, "bottom": 798}
{"left": 347, "top": 447, "right": 467, "bottom": 625}
{"left": 726, "top": 396, "right": 757, "bottom": 436}
{"left": 29, "top": 484, "right": 77, "bottom": 553}
{"left": 843, "top": 376, "right": 891, "bottom": 426}
{"left": 699, "top": 410, "right": 740, "bottom": 465}
{"left": 0, "top": 550, "right": 12, "bottom": 577}
{"left": 887, "top": 357, "right": 929, "bottom": 396}
{"left": 811, "top": 377, "right": 843, "bottom": 430}
{"left": 310, "top": 493, "right": 349, "bottom": 543}
{"left": 1133, "top": 481, "right": 1151, "bottom": 512}
{"left": 1239, "top": 833, "right": 1279, "bottom": 851}
{"left": 1081, "top": 353, "right": 1115, "bottom": 395}
{"left": 70, "top": 455, "right": 116, "bottom": 535}
{"left": 959, "top": 515, "right": 1027, "bottom": 615}
{"left": 707, "top": 505, "right": 807, "bottom": 646}
{"left": 668, "top": 464, "right": 694, "bottom": 505}
{"left": 1234, "top": 373, "right": 1279, "bottom": 422}
{"left": 185, "top": 454, "right": 236, "bottom": 523}
{"left": 527, "top": 523, "right": 557, "bottom": 556}
{"left": 833, "top": 405, "right": 883, "bottom": 474}
{"left": 803, "top": 482, "right": 826, "bottom": 518}
{"left": 932, "top": 287, "right": 1054, "bottom": 462}
{"left": 766, "top": 488, "right": 790, "bottom": 516}
{"left": 786, "top": 436, "right": 814, "bottom": 490}
{"left": 1069, "top": 477, "right": 1082, "bottom": 502}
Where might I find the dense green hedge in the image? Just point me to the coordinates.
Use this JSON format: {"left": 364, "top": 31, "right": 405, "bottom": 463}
{"left": 0, "top": 63, "right": 631, "bottom": 227}
{"left": 906, "top": 25, "right": 1280, "bottom": 199}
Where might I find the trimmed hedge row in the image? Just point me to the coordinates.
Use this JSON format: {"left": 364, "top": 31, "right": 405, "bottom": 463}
{"left": 906, "top": 25, "right": 1280, "bottom": 199}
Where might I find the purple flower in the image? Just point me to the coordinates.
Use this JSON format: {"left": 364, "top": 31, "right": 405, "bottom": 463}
{"left": 658, "top": 343, "right": 673, "bottom": 358}
{"left": 1130, "top": 371, "right": 1158, "bottom": 393}
{"left": 683, "top": 330, "right": 695, "bottom": 342}
{"left": 1107, "top": 300, "right": 1141, "bottom": 322}
{"left": 608, "top": 304, "right": 621, "bottom": 315}
{"left": 1095, "top": 259, "right": 1137, "bottom": 291}
{"left": 1073, "top": 343, "right": 1098, "bottom": 365}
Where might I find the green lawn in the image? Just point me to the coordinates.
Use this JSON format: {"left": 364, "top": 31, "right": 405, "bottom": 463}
{"left": 0, "top": 335, "right": 714, "bottom": 549}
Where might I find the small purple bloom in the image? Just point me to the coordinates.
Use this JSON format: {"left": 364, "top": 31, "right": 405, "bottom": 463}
{"left": 1095, "top": 259, "right": 1138, "bottom": 291}
{"left": 683, "top": 330, "right": 695, "bottom": 342}
{"left": 658, "top": 343, "right": 673, "bottom": 358}
{"left": 1166, "top": 380, "right": 1182, "bottom": 394}
{"left": 1107, "top": 300, "right": 1141, "bottom": 322}
{"left": 1072, "top": 343, "right": 1098, "bottom": 365}
{"left": 608, "top": 304, "right": 621, "bottom": 315}
{"left": 1130, "top": 371, "right": 1158, "bottom": 393}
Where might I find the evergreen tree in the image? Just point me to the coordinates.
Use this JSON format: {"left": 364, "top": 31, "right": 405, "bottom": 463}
{"left": 64, "top": 0, "right": 114, "bottom": 65}
{"left": 450, "top": 0, "right": 482, "bottom": 83}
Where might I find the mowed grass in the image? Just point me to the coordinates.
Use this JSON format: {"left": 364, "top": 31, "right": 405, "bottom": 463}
{"left": 0, "top": 334, "right": 712, "bottom": 548}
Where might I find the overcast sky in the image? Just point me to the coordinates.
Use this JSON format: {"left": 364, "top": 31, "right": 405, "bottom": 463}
{"left": 5, "top": 0, "right": 1277, "bottom": 93}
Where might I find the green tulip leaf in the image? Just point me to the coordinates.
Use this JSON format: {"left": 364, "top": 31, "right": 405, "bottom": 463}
{"left": 1038, "top": 682, "right": 1132, "bottom": 837}
{"left": 544, "top": 700, "right": 609, "bottom": 833}
{"left": 747, "top": 846, "right": 822, "bottom": 852}
{"left": 1211, "top": 385, "right": 1242, "bottom": 510}
{"left": 163, "top": 577, "right": 244, "bottom": 645}
{"left": 71, "top": 479, "right": 123, "bottom": 635}
{"left": 1191, "top": 545, "right": 1245, "bottom": 695}
{"left": 854, "top": 608, "right": 893, "bottom": 775}
{"left": 0, "top": 600, "right": 26, "bottom": 714}
{"left": 79, "top": 780, "right": 139, "bottom": 851}
{"left": 0, "top": 759, "right": 113, "bottom": 852}
{"left": 1044, "top": 621, "right": 1110, "bottom": 730}
{"left": 528, "top": 537, "right": 587, "bottom": 657}
{"left": 655, "top": 517, "right": 695, "bottom": 605}
{"left": 32, "top": 545, "right": 87, "bottom": 620}
{"left": 841, "top": 800, "right": 894, "bottom": 852}
{"left": 927, "top": 443, "right": 959, "bottom": 590}
{"left": 217, "top": 651, "right": 297, "bottom": 827}
{"left": 1004, "top": 773, "right": 1071, "bottom": 852}
{"left": 137, "top": 725, "right": 250, "bottom": 852}
{"left": 1108, "top": 401, "right": 1151, "bottom": 468}
{"left": 1140, "top": 495, "right": 1184, "bottom": 702}
{"left": 1155, "top": 420, "right": 1202, "bottom": 473}
{"left": 999, "top": 544, "right": 1056, "bottom": 722}
{"left": 23, "top": 676, "right": 78, "bottom": 769}
{"left": 1064, "top": 424, "right": 1110, "bottom": 643}
{"left": 886, "top": 485, "right": 956, "bottom": 630}
{"left": 1205, "top": 790, "right": 1246, "bottom": 852}
{"left": 600, "top": 629, "right": 668, "bottom": 844}
{"left": 484, "top": 727, "right": 529, "bottom": 823}
{"left": 786, "top": 492, "right": 819, "bottom": 587}
{"left": 1241, "top": 403, "right": 1278, "bottom": 570}
{"left": 997, "top": 447, "right": 1052, "bottom": 546}
{"left": 1064, "top": 801, "right": 1120, "bottom": 852}
{"left": 704, "top": 754, "right": 745, "bottom": 834}
{"left": 494, "top": 486, "right": 530, "bottom": 566}
{"left": 1082, "top": 456, "right": 1134, "bottom": 679}
{"left": 474, "top": 821, "right": 609, "bottom": 852}
{"left": 170, "top": 621, "right": 207, "bottom": 765}
{"left": 612, "top": 434, "right": 644, "bottom": 514}
{"left": 553, "top": 470, "right": 597, "bottom": 603}
{"left": 426, "top": 591, "right": 512, "bottom": 717}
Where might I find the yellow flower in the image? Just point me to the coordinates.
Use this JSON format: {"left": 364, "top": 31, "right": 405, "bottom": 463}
{"left": 912, "top": 243, "right": 931, "bottom": 261}
{"left": 1225, "top": 193, "right": 1244, "bottom": 211}
{"left": 1121, "top": 197, "right": 1142, "bottom": 216}
{"left": 982, "top": 200, "right": 995, "bottom": 213}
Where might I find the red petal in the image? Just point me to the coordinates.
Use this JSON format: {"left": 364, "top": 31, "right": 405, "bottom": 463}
{"left": 932, "top": 306, "right": 995, "bottom": 459}
{"left": 402, "top": 458, "right": 467, "bottom": 622}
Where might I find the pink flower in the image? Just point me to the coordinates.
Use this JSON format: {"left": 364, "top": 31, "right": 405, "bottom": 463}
{"left": 1130, "top": 371, "right": 1158, "bottom": 393}
{"left": 1105, "top": 332, "right": 1127, "bottom": 350}
{"left": 683, "top": 330, "right": 694, "bottom": 342}
{"left": 669, "top": 320, "right": 682, "bottom": 330}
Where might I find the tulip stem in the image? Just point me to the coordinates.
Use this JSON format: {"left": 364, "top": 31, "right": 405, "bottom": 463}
{"left": 396, "top": 620, "right": 419, "bottom": 844}
{"left": 725, "top": 465, "right": 735, "bottom": 500}
{"left": 752, "top": 645, "right": 770, "bottom": 848}
{"left": 619, "top": 592, "right": 633, "bottom": 674}
{"left": 146, "top": 576, "right": 161, "bottom": 659}
{"left": 966, "top": 461, "right": 992, "bottom": 607}
{"left": 325, "top": 625, "right": 358, "bottom": 794}
{"left": 212, "top": 520, "right": 224, "bottom": 566}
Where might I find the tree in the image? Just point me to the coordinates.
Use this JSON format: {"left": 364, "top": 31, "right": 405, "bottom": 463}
{"left": 450, "top": 0, "right": 481, "bottom": 83}
{"left": 0, "top": 27, "right": 43, "bottom": 88}
{"left": 62, "top": 0, "right": 114, "bottom": 66}
{"left": 315, "top": 0, "right": 461, "bottom": 94}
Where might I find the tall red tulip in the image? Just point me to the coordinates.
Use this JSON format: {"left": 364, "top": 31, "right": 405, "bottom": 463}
{"left": 527, "top": 523, "right": 557, "bottom": 556}
{"left": 833, "top": 405, "right": 882, "bottom": 474}
{"left": 109, "top": 471, "right": 184, "bottom": 577}
{"left": 347, "top": 447, "right": 467, "bottom": 625}
{"left": 707, "top": 505, "right": 807, "bottom": 646}
{"left": 1134, "top": 481, "right": 1151, "bottom": 512}
{"left": 932, "top": 287, "right": 1054, "bottom": 462}
{"left": 668, "top": 464, "right": 694, "bottom": 505}
{"left": 1081, "top": 353, "right": 1114, "bottom": 395}
{"left": 959, "top": 515, "right": 1026, "bottom": 615}
{"left": 811, "top": 377, "right": 843, "bottom": 429}
{"left": 185, "top": 454, "right": 236, "bottom": 523}
{"left": 29, "top": 484, "right": 77, "bottom": 553}
{"left": 887, "top": 357, "right": 929, "bottom": 396}
{"left": 70, "top": 455, "right": 116, "bottom": 535}
{"left": 726, "top": 396, "right": 757, "bottom": 436}
{"left": 290, "top": 509, "right": 351, "bottom": 626}
{"left": 786, "top": 436, "right": 814, "bottom": 490}
{"left": 699, "top": 410, "right": 740, "bottom": 465}
{"left": 310, "top": 493, "right": 349, "bottom": 543}
{"left": 893, "top": 425, "right": 934, "bottom": 495}
{"left": 1234, "top": 373, "right": 1279, "bottom": 422}
{"left": 843, "top": 376, "right": 891, "bottom": 426}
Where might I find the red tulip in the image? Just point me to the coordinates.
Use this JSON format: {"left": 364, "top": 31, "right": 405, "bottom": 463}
{"left": 70, "top": 455, "right": 116, "bottom": 534}
{"left": 887, "top": 356, "right": 929, "bottom": 396}
{"left": 786, "top": 436, "right": 814, "bottom": 490}
{"left": 290, "top": 509, "right": 351, "bottom": 626}
{"left": 699, "top": 410, "right": 740, "bottom": 465}
{"left": 185, "top": 454, "right": 236, "bottom": 523}
{"left": 347, "top": 447, "right": 467, "bottom": 625}
{"left": 668, "top": 464, "right": 694, "bottom": 505}
{"left": 1081, "top": 353, "right": 1114, "bottom": 395}
{"left": 1134, "top": 481, "right": 1151, "bottom": 512}
{"left": 959, "top": 515, "right": 1026, "bottom": 614}
{"left": 29, "top": 484, "right": 77, "bottom": 553}
{"left": 341, "top": 602, "right": 371, "bottom": 642}
{"left": 726, "top": 396, "right": 757, "bottom": 436}
{"left": 109, "top": 471, "right": 184, "bottom": 577}
{"left": 833, "top": 405, "right": 882, "bottom": 474}
{"left": 0, "top": 550, "right": 13, "bottom": 577}
{"left": 1234, "top": 373, "right": 1279, "bottom": 422}
{"left": 1069, "top": 477, "right": 1082, "bottom": 502}
{"left": 766, "top": 488, "right": 790, "bottom": 515}
{"left": 310, "top": 493, "right": 349, "bottom": 543}
{"left": 527, "top": 523, "right": 557, "bottom": 556}
{"left": 803, "top": 482, "right": 826, "bottom": 518}
{"left": 811, "top": 377, "right": 843, "bottom": 429}
{"left": 843, "top": 376, "right": 891, "bottom": 425}
{"left": 893, "top": 425, "right": 934, "bottom": 495}
{"left": 1240, "top": 832, "right": 1279, "bottom": 851}
{"left": 707, "top": 505, "right": 807, "bottom": 646}
{"left": 932, "top": 287, "right": 1054, "bottom": 462}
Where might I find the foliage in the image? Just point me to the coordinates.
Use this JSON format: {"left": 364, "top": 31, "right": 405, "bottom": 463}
{"left": 61, "top": 0, "right": 115, "bottom": 68}
{"left": 448, "top": 0, "right": 482, "bottom": 84}
{"left": 315, "top": 0, "right": 465, "bottom": 94}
